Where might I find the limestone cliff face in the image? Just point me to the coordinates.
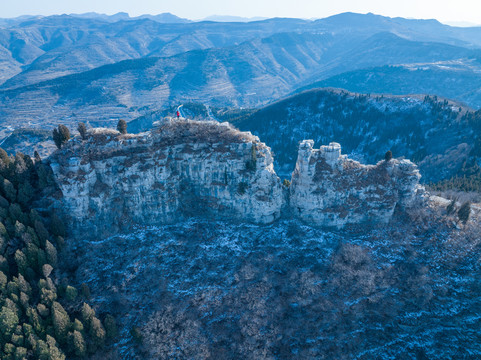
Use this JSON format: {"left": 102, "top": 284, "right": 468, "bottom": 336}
{"left": 49, "top": 120, "right": 284, "bottom": 237}
{"left": 49, "top": 120, "right": 426, "bottom": 235}
{"left": 289, "top": 140, "right": 425, "bottom": 227}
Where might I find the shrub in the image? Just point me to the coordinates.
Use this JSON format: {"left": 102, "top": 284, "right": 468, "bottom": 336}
{"left": 237, "top": 182, "right": 248, "bottom": 195}
{"left": 384, "top": 150, "right": 393, "bottom": 162}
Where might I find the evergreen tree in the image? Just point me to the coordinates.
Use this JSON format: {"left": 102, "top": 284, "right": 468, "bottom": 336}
{"left": 77, "top": 123, "right": 87, "bottom": 140}
{"left": 246, "top": 143, "right": 257, "bottom": 171}
{"left": 64, "top": 286, "right": 77, "bottom": 301}
{"left": 446, "top": 199, "right": 456, "bottom": 215}
{"left": 34, "top": 151, "right": 41, "bottom": 163}
{"left": 0, "top": 148, "right": 10, "bottom": 169}
{"left": 52, "top": 125, "right": 70, "bottom": 149}
{"left": 0, "top": 305, "right": 19, "bottom": 337}
{"left": 458, "top": 201, "right": 471, "bottom": 224}
{"left": 58, "top": 125, "right": 70, "bottom": 144}
{"left": 45, "top": 241, "right": 58, "bottom": 267}
{"left": 117, "top": 119, "right": 127, "bottom": 134}
{"left": 72, "top": 330, "right": 86, "bottom": 357}
{"left": 51, "top": 302, "right": 70, "bottom": 344}
{"left": 104, "top": 314, "right": 118, "bottom": 339}
{"left": 384, "top": 150, "right": 393, "bottom": 162}
{"left": 89, "top": 316, "right": 106, "bottom": 349}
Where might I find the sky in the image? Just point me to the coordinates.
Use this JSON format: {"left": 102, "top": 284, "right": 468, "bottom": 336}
{"left": 1, "top": 0, "right": 481, "bottom": 25}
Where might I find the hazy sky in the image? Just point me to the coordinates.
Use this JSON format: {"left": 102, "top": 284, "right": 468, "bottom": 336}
{"left": 1, "top": 0, "right": 481, "bottom": 24}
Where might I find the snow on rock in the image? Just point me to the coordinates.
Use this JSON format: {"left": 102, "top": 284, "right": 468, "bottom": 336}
{"left": 49, "top": 120, "right": 284, "bottom": 237}
{"left": 290, "top": 140, "right": 425, "bottom": 227}
{"left": 49, "top": 120, "right": 426, "bottom": 235}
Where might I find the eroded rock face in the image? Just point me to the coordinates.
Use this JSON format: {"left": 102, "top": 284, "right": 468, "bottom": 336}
{"left": 49, "top": 120, "right": 284, "bottom": 237}
{"left": 49, "top": 121, "right": 426, "bottom": 235}
{"left": 289, "top": 140, "right": 425, "bottom": 227}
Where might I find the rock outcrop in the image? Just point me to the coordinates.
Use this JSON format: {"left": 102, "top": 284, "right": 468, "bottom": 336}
{"left": 49, "top": 120, "right": 426, "bottom": 236}
{"left": 290, "top": 140, "right": 425, "bottom": 227}
{"left": 49, "top": 120, "right": 284, "bottom": 237}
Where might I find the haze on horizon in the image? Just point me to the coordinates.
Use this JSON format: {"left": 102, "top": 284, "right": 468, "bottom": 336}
{"left": 1, "top": 0, "right": 481, "bottom": 26}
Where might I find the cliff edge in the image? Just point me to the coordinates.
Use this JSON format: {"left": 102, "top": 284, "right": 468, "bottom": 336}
{"left": 290, "top": 140, "right": 425, "bottom": 227}
{"left": 49, "top": 120, "right": 284, "bottom": 237}
{"left": 49, "top": 120, "right": 425, "bottom": 236}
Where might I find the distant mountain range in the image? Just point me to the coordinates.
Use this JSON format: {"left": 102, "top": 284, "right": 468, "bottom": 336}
{"left": 1, "top": 11, "right": 481, "bottom": 145}
{"left": 200, "top": 15, "right": 269, "bottom": 22}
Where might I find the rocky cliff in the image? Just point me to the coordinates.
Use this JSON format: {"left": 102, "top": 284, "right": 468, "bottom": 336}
{"left": 290, "top": 140, "right": 425, "bottom": 227}
{"left": 49, "top": 120, "right": 284, "bottom": 237}
{"left": 49, "top": 120, "right": 425, "bottom": 235}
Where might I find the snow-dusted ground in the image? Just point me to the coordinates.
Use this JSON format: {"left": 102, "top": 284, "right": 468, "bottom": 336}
{"left": 67, "top": 213, "right": 481, "bottom": 359}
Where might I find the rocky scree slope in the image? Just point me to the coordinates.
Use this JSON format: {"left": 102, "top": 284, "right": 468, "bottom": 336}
{"left": 48, "top": 120, "right": 423, "bottom": 235}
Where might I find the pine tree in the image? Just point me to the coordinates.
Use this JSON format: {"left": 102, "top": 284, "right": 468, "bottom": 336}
{"left": 0, "top": 148, "right": 10, "bottom": 169}
{"left": 117, "top": 119, "right": 127, "bottom": 134}
{"left": 89, "top": 316, "right": 106, "bottom": 349}
{"left": 53, "top": 125, "right": 70, "bottom": 149}
{"left": 58, "top": 125, "right": 70, "bottom": 144}
{"left": 72, "top": 330, "right": 86, "bottom": 357}
{"left": 34, "top": 151, "right": 41, "bottom": 163}
{"left": 384, "top": 150, "right": 393, "bottom": 162}
{"left": 104, "top": 314, "right": 118, "bottom": 339}
{"left": 246, "top": 143, "right": 257, "bottom": 171}
{"left": 51, "top": 302, "right": 70, "bottom": 344}
{"left": 45, "top": 241, "right": 58, "bottom": 267}
{"left": 458, "top": 201, "right": 471, "bottom": 224}
{"left": 446, "top": 199, "right": 456, "bottom": 215}
{"left": 77, "top": 123, "right": 87, "bottom": 140}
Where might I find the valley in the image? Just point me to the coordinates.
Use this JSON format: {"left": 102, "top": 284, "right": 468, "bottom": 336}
{"left": 2, "top": 12, "right": 481, "bottom": 141}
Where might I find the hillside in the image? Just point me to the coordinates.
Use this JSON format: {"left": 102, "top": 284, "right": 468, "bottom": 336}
{"left": 0, "top": 16, "right": 311, "bottom": 89}
{"left": 68, "top": 213, "right": 481, "bottom": 359}
{"left": 2, "top": 32, "right": 481, "bottom": 139}
{"left": 229, "top": 89, "right": 480, "bottom": 183}
{"left": 43, "top": 119, "right": 480, "bottom": 358}
{"left": 2, "top": 13, "right": 481, "bottom": 140}
{"left": 300, "top": 60, "right": 481, "bottom": 109}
